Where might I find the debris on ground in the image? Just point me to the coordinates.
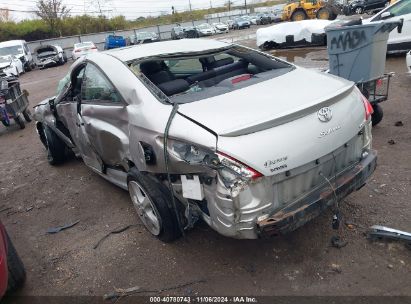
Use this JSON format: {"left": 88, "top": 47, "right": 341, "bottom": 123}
{"left": 388, "top": 139, "right": 396, "bottom": 145}
{"left": 387, "top": 264, "right": 394, "bottom": 269}
{"left": 331, "top": 235, "right": 348, "bottom": 248}
{"left": 367, "top": 225, "right": 411, "bottom": 250}
{"left": 46, "top": 220, "right": 80, "bottom": 234}
{"left": 93, "top": 224, "right": 141, "bottom": 249}
{"left": 330, "top": 263, "right": 342, "bottom": 273}
{"left": 394, "top": 121, "right": 403, "bottom": 127}
{"left": 0, "top": 206, "right": 12, "bottom": 213}
{"left": 103, "top": 279, "right": 207, "bottom": 301}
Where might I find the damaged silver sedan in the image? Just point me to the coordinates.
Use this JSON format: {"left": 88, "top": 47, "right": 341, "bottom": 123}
{"left": 34, "top": 39, "right": 377, "bottom": 241}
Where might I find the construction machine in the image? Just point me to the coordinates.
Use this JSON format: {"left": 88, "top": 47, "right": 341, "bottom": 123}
{"left": 282, "top": 0, "right": 342, "bottom": 21}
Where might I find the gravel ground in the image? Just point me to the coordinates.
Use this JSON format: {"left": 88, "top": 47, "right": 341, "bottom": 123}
{"left": 0, "top": 24, "right": 410, "bottom": 299}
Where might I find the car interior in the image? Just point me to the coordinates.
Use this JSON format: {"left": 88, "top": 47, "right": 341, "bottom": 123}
{"left": 131, "top": 46, "right": 293, "bottom": 103}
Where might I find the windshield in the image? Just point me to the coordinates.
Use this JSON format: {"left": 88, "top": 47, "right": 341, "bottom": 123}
{"left": 197, "top": 24, "right": 211, "bottom": 29}
{"left": 137, "top": 32, "right": 154, "bottom": 39}
{"left": 129, "top": 45, "right": 293, "bottom": 104}
{"left": 0, "top": 45, "right": 23, "bottom": 56}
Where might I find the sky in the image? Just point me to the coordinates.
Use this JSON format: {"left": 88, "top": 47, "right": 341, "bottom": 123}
{"left": 0, "top": 0, "right": 262, "bottom": 21}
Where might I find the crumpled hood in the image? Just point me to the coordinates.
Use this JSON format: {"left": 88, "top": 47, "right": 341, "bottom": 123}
{"left": 178, "top": 67, "right": 354, "bottom": 137}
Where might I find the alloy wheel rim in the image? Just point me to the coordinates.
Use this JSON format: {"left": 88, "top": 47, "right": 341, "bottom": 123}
{"left": 129, "top": 181, "right": 161, "bottom": 235}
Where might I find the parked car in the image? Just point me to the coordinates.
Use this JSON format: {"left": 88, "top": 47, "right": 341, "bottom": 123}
{"left": 0, "top": 220, "right": 26, "bottom": 299}
{"left": 267, "top": 12, "right": 283, "bottom": 23}
{"left": 344, "top": 0, "right": 389, "bottom": 15}
{"left": 363, "top": 0, "right": 411, "bottom": 53}
{"left": 256, "top": 13, "right": 271, "bottom": 25}
{"left": 246, "top": 15, "right": 258, "bottom": 25}
{"left": 105, "top": 35, "right": 126, "bottom": 50}
{"left": 0, "top": 56, "right": 24, "bottom": 77}
{"left": 196, "top": 23, "right": 215, "bottom": 36}
{"left": 171, "top": 25, "right": 186, "bottom": 39}
{"left": 233, "top": 17, "right": 251, "bottom": 29}
{"left": 71, "top": 42, "right": 98, "bottom": 60}
{"left": 225, "top": 19, "right": 235, "bottom": 29}
{"left": 33, "top": 39, "right": 377, "bottom": 242}
{"left": 0, "top": 40, "right": 36, "bottom": 71}
{"left": 133, "top": 32, "right": 160, "bottom": 44}
{"left": 35, "top": 45, "right": 66, "bottom": 69}
{"left": 212, "top": 22, "right": 229, "bottom": 33}
{"left": 407, "top": 50, "right": 411, "bottom": 72}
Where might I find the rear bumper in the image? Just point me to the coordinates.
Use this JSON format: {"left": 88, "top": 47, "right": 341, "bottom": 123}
{"left": 257, "top": 150, "right": 377, "bottom": 237}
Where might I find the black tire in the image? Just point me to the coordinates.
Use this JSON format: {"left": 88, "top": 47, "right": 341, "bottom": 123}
{"left": 43, "top": 125, "right": 66, "bottom": 165}
{"left": 316, "top": 7, "right": 331, "bottom": 20}
{"left": 5, "top": 232, "right": 26, "bottom": 292}
{"left": 22, "top": 109, "right": 32, "bottom": 122}
{"left": 25, "top": 63, "right": 32, "bottom": 72}
{"left": 371, "top": 104, "right": 383, "bottom": 126}
{"left": 14, "top": 115, "right": 25, "bottom": 129}
{"left": 291, "top": 10, "right": 308, "bottom": 21}
{"left": 59, "top": 56, "right": 65, "bottom": 65}
{"left": 354, "top": 6, "right": 364, "bottom": 14}
{"left": 127, "top": 168, "right": 182, "bottom": 242}
{"left": 1, "top": 119, "right": 10, "bottom": 127}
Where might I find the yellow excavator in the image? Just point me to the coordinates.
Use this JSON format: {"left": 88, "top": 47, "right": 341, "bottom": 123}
{"left": 282, "top": 0, "right": 342, "bottom": 21}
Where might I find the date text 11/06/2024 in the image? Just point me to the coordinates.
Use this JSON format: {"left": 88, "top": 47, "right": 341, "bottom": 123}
{"left": 149, "top": 296, "right": 258, "bottom": 303}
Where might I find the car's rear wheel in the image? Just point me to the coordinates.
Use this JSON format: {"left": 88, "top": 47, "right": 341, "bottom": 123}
{"left": 43, "top": 125, "right": 66, "bottom": 165}
{"left": 371, "top": 104, "right": 383, "bottom": 126}
{"left": 5, "top": 232, "right": 26, "bottom": 292}
{"left": 127, "top": 168, "right": 182, "bottom": 242}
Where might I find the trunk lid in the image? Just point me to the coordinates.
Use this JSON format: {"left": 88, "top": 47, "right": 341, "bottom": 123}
{"left": 178, "top": 67, "right": 366, "bottom": 176}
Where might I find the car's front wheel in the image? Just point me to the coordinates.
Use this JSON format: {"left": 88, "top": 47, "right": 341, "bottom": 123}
{"left": 371, "top": 104, "right": 383, "bottom": 126}
{"left": 42, "top": 125, "right": 67, "bottom": 165}
{"left": 127, "top": 168, "right": 182, "bottom": 242}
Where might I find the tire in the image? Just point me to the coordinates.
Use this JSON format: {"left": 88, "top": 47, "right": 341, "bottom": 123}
{"left": 5, "top": 232, "right": 26, "bottom": 292}
{"left": 43, "top": 125, "right": 66, "bottom": 165}
{"left": 1, "top": 120, "right": 10, "bottom": 127}
{"left": 127, "top": 168, "right": 182, "bottom": 242}
{"left": 291, "top": 10, "right": 308, "bottom": 21}
{"left": 22, "top": 109, "right": 32, "bottom": 122}
{"left": 354, "top": 6, "right": 364, "bottom": 14}
{"left": 14, "top": 115, "right": 25, "bottom": 129}
{"left": 59, "top": 56, "right": 65, "bottom": 65}
{"left": 371, "top": 104, "right": 383, "bottom": 126}
{"left": 316, "top": 7, "right": 331, "bottom": 20}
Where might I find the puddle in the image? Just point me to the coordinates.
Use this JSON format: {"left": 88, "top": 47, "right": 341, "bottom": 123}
{"left": 270, "top": 47, "right": 330, "bottom": 70}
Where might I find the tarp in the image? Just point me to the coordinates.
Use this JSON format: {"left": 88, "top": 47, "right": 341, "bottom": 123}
{"left": 256, "top": 19, "right": 335, "bottom": 47}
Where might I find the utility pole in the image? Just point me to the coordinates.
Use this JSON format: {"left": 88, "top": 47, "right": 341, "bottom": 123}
{"left": 188, "top": 0, "right": 192, "bottom": 12}
{"left": 244, "top": 0, "right": 247, "bottom": 14}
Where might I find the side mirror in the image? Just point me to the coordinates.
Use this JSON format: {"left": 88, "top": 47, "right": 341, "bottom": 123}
{"left": 381, "top": 11, "right": 391, "bottom": 19}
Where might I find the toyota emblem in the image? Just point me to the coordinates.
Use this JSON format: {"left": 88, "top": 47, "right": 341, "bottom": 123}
{"left": 317, "top": 107, "right": 333, "bottom": 122}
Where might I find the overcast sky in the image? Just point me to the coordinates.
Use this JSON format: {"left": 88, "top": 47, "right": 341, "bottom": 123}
{"left": 1, "top": 0, "right": 262, "bottom": 21}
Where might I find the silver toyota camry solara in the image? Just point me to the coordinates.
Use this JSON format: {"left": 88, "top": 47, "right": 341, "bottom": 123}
{"left": 34, "top": 39, "right": 377, "bottom": 242}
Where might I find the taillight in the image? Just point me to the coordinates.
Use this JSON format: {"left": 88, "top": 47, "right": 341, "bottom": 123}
{"left": 217, "top": 151, "right": 263, "bottom": 180}
{"left": 361, "top": 94, "right": 374, "bottom": 121}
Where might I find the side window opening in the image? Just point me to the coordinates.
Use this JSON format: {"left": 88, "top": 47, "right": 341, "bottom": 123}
{"left": 81, "top": 64, "right": 121, "bottom": 103}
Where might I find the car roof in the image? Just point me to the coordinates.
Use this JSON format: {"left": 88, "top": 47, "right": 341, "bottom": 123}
{"left": 0, "top": 40, "right": 26, "bottom": 47}
{"left": 105, "top": 39, "right": 230, "bottom": 62}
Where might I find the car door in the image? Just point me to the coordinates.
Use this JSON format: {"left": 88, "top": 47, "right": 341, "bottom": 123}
{"left": 371, "top": 0, "right": 411, "bottom": 49}
{"left": 79, "top": 63, "right": 130, "bottom": 169}
{"left": 56, "top": 64, "right": 103, "bottom": 172}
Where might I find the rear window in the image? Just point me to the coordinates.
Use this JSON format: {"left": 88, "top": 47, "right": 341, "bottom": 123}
{"left": 129, "top": 45, "right": 294, "bottom": 104}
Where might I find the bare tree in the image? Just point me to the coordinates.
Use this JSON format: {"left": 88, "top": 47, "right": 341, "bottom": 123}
{"left": 36, "top": 0, "right": 70, "bottom": 36}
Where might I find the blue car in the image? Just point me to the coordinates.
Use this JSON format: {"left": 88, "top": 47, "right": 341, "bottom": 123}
{"left": 104, "top": 35, "right": 126, "bottom": 50}
{"left": 233, "top": 17, "right": 251, "bottom": 30}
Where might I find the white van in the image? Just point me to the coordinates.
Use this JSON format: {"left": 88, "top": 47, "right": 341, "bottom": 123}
{"left": 0, "top": 40, "right": 36, "bottom": 71}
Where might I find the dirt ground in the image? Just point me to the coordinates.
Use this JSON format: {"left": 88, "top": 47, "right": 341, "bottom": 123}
{"left": 0, "top": 26, "right": 410, "bottom": 299}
